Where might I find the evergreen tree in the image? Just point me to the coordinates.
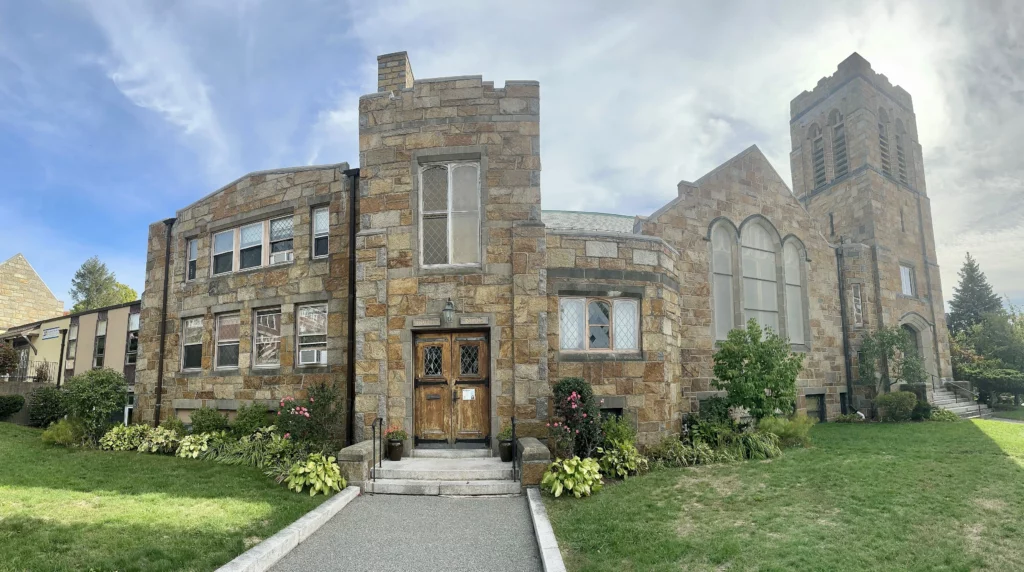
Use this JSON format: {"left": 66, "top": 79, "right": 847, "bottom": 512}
{"left": 68, "top": 257, "right": 138, "bottom": 312}
{"left": 948, "top": 253, "right": 1003, "bottom": 334}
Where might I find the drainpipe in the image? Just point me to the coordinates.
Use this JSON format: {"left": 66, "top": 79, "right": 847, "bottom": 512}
{"left": 154, "top": 217, "right": 176, "bottom": 427}
{"left": 56, "top": 328, "right": 68, "bottom": 388}
{"left": 835, "top": 241, "right": 856, "bottom": 413}
{"left": 342, "top": 168, "right": 360, "bottom": 445}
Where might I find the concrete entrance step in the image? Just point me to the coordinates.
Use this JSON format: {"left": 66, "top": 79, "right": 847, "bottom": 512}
{"left": 410, "top": 448, "right": 491, "bottom": 459}
{"left": 364, "top": 478, "right": 521, "bottom": 496}
{"left": 375, "top": 457, "right": 513, "bottom": 481}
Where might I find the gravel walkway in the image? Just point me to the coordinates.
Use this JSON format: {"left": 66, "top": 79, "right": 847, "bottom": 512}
{"left": 271, "top": 494, "right": 542, "bottom": 572}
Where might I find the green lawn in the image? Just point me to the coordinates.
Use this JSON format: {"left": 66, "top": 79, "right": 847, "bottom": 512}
{"left": 545, "top": 420, "right": 1024, "bottom": 572}
{"left": 0, "top": 423, "right": 325, "bottom": 572}
{"left": 991, "top": 406, "right": 1024, "bottom": 421}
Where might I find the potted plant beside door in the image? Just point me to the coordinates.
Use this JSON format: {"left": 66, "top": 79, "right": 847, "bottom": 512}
{"left": 498, "top": 424, "right": 515, "bottom": 463}
{"left": 383, "top": 425, "right": 407, "bottom": 461}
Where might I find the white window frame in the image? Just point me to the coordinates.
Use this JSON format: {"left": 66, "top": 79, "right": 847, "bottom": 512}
{"left": 269, "top": 216, "right": 295, "bottom": 265}
{"left": 558, "top": 297, "right": 640, "bottom": 352}
{"left": 312, "top": 207, "right": 329, "bottom": 259}
{"left": 253, "top": 308, "right": 282, "bottom": 368}
{"left": 215, "top": 313, "right": 240, "bottom": 370}
{"left": 181, "top": 318, "right": 204, "bottom": 371}
{"left": 125, "top": 312, "right": 140, "bottom": 365}
{"left": 418, "top": 162, "right": 481, "bottom": 268}
{"left": 212, "top": 230, "right": 235, "bottom": 276}
{"left": 239, "top": 222, "right": 264, "bottom": 271}
{"left": 900, "top": 264, "right": 917, "bottom": 297}
{"left": 186, "top": 238, "right": 198, "bottom": 281}
{"left": 296, "top": 303, "right": 328, "bottom": 366}
{"left": 66, "top": 323, "right": 78, "bottom": 365}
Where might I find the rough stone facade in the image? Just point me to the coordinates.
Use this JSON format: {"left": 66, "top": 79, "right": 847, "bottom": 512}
{"left": 0, "top": 254, "right": 63, "bottom": 332}
{"left": 136, "top": 51, "right": 953, "bottom": 449}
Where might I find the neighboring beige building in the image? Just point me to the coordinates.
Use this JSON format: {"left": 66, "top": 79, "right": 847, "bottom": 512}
{"left": 0, "top": 254, "right": 64, "bottom": 332}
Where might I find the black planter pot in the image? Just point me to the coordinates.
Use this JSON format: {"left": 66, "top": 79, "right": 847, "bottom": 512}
{"left": 387, "top": 439, "right": 403, "bottom": 461}
{"left": 498, "top": 439, "right": 515, "bottom": 462}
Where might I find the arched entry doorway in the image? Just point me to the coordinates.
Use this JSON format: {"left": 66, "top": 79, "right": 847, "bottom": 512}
{"left": 899, "top": 313, "right": 938, "bottom": 388}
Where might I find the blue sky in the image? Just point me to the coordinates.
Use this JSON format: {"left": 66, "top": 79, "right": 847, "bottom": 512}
{"left": 1, "top": 0, "right": 1021, "bottom": 309}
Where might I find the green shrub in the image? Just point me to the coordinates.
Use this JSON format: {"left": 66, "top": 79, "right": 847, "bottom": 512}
{"left": 177, "top": 433, "right": 217, "bottom": 459}
{"left": 160, "top": 416, "right": 187, "bottom": 437}
{"left": 550, "top": 378, "right": 602, "bottom": 458}
{"left": 99, "top": 424, "right": 151, "bottom": 451}
{"left": 931, "top": 409, "right": 961, "bottom": 422}
{"left": 64, "top": 368, "right": 128, "bottom": 443}
{"left": 41, "top": 418, "right": 85, "bottom": 447}
{"left": 497, "top": 423, "right": 513, "bottom": 441}
{"left": 757, "top": 414, "right": 815, "bottom": 448}
{"left": 697, "top": 396, "right": 732, "bottom": 423}
{"left": 189, "top": 407, "right": 228, "bottom": 435}
{"left": 912, "top": 401, "right": 933, "bottom": 421}
{"left": 29, "top": 387, "right": 67, "bottom": 427}
{"left": 0, "top": 394, "right": 26, "bottom": 420}
{"left": 690, "top": 419, "right": 739, "bottom": 448}
{"left": 0, "top": 344, "right": 17, "bottom": 377}
{"left": 739, "top": 431, "right": 782, "bottom": 460}
{"left": 876, "top": 391, "right": 918, "bottom": 422}
{"left": 597, "top": 440, "right": 649, "bottom": 479}
{"left": 232, "top": 402, "right": 272, "bottom": 437}
{"left": 137, "top": 426, "right": 181, "bottom": 454}
{"left": 646, "top": 437, "right": 722, "bottom": 468}
{"left": 712, "top": 320, "right": 804, "bottom": 420}
{"left": 279, "top": 453, "right": 345, "bottom": 496}
{"left": 216, "top": 426, "right": 295, "bottom": 469}
{"left": 541, "top": 456, "right": 603, "bottom": 498}
{"left": 275, "top": 384, "right": 344, "bottom": 448}
{"left": 834, "top": 413, "right": 864, "bottom": 423}
{"left": 858, "top": 327, "right": 927, "bottom": 390}
{"left": 197, "top": 431, "right": 239, "bottom": 462}
{"left": 553, "top": 377, "right": 594, "bottom": 404}
{"left": 601, "top": 415, "right": 635, "bottom": 447}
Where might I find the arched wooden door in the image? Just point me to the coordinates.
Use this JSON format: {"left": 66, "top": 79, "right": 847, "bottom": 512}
{"left": 413, "top": 331, "right": 490, "bottom": 447}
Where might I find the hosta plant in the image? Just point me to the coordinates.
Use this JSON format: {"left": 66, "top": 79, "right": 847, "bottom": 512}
{"left": 137, "top": 426, "right": 182, "bottom": 454}
{"left": 597, "top": 440, "right": 649, "bottom": 479}
{"left": 100, "top": 424, "right": 151, "bottom": 451}
{"left": 283, "top": 453, "right": 345, "bottom": 496}
{"left": 177, "top": 432, "right": 217, "bottom": 459}
{"left": 930, "top": 409, "right": 961, "bottom": 422}
{"left": 541, "top": 456, "right": 603, "bottom": 498}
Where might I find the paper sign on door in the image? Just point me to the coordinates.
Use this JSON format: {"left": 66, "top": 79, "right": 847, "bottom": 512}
{"left": 462, "top": 388, "right": 476, "bottom": 401}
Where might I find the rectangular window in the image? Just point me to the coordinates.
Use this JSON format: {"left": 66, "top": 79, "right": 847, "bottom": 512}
{"left": 213, "top": 230, "right": 234, "bottom": 275}
{"left": 806, "top": 394, "right": 825, "bottom": 423}
{"left": 312, "top": 207, "right": 329, "bottom": 259}
{"left": 182, "top": 318, "right": 204, "bottom": 370}
{"left": 67, "top": 324, "right": 78, "bottom": 362}
{"left": 42, "top": 328, "right": 59, "bottom": 340}
{"left": 215, "top": 314, "right": 240, "bottom": 369}
{"left": 419, "top": 162, "right": 481, "bottom": 267}
{"left": 187, "top": 238, "right": 198, "bottom": 280}
{"left": 269, "top": 217, "right": 294, "bottom": 264}
{"left": 125, "top": 312, "right": 140, "bottom": 365}
{"left": 253, "top": 308, "right": 282, "bottom": 367}
{"left": 93, "top": 318, "right": 107, "bottom": 368}
{"left": 812, "top": 136, "right": 826, "bottom": 188}
{"left": 900, "top": 264, "right": 916, "bottom": 297}
{"left": 832, "top": 123, "right": 849, "bottom": 178}
{"left": 559, "top": 297, "right": 639, "bottom": 351}
{"left": 852, "top": 283, "right": 864, "bottom": 327}
{"left": 239, "top": 222, "right": 263, "bottom": 270}
{"left": 297, "top": 304, "right": 328, "bottom": 365}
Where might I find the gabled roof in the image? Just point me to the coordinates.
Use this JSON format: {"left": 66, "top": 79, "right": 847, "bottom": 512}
{"left": 0, "top": 253, "right": 59, "bottom": 302}
{"left": 176, "top": 162, "right": 351, "bottom": 216}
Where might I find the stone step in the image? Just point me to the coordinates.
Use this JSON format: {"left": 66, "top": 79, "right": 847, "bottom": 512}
{"left": 375, "top": 457, "right": 513, "bottom": 481}
{"left": 932, "top": 398, "right": 967, "bottom": 406}
{"left": 942, "top": 404, "right": 990, "bottom": 416}
{"left": 364, "top": 478, "right": 521, "bottom": 496}
{"left": 410, "top": 448, "right": 491, "bottom": 459}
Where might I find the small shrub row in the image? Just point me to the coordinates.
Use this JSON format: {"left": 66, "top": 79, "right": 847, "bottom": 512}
{"left": 0, "top": 394, "right": 26, "bottom": 420}
{"left": 757, "top": 414, "right": 815, "bottom": 448}
{"left": 541, "top": 457, "right": 603, "bottom": 498}
{"left": 930, "top": 409, "right": 960, "bottom": 422}
{"left": 876, "top": 391, "right": 918, "bottom": 422}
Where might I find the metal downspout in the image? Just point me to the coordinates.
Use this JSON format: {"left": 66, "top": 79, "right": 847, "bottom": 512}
{"left": 153, "top": 217, "right": 176, "bottom": 427}
{"left": 835, "top": 241, "right": 856, "bottom": 412}
{"left": 343, "top": 168, "right": 359, "bottom": 445}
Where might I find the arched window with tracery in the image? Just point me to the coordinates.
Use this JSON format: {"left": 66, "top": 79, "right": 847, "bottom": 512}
{"left": 809, "top": 124, "right": 826, "bottom": 188}
{"left": 783, "top": 240, "right": 806, "bottom": 345}
{"left": 711, "top": 222, "right": 737, "bottom": 340}
{"left": 828, "top": 110, "right": 849, "bottom": 179}
{"left": 741, "top": 221, "right": 779, "bottom": 333}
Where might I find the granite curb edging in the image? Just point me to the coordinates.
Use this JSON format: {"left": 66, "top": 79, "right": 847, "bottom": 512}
{"left": 526, "top": 487, "right": 567, "bottom": 572}
{"left": 215, "top": 486, "right": 361, "bottom": 572}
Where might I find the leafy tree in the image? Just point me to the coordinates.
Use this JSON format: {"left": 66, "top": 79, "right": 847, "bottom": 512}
{"left": 0, "top": 343, "right": 18, "bottom": 377}
{"left": 857, "top": 327, "right": 927, "bottom": 390}
{"left": 64, "top": 368, "right": 128, "bottom": 443}
{"left": 712, "top": 319, "right": 804, "bottom": 420}
{"left": 948, "top": 252, "right": 1003, "bottom": 334}
{"left": 69, "top": 257, "right": 138, "bottom": 312}
{"left": 964, "top": 311, "right": 1024, "bottom": 372}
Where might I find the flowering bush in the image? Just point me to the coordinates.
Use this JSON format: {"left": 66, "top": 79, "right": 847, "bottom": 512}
{"left": 384, "top": 425, "right": 408, "bottom": 441}
{"left": 99, "top": 424, "right": 151, "bottom": 451}
{"left": 541, "top": 457, "right": 603, "bottom": 498}
{"left": 549, "top": 377, "right": 603, "bottom": 458}
{"left": 275, "top": 396, "right": 313, "bottom": 441}
{"left": 274, "top": 384, "right": 343, "bottom": 448}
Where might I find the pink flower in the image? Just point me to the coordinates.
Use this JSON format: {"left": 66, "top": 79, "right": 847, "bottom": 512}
{"left": 575, "top": 430, "right": 579, "bottom": 434}
{"left": 277, "top": 411, "right": 281, "bottom": 416}
{"left": 571, "top": 403, "right": 577, "bottom": 409}
{"left": 582, "top": 413, "right": 587, "bottom": 418}
{"left": 284, "top": 433, "right": 290, "bottom": 439}
{"left": 553, "top": 422, "right": 559, "bottom": 427}
{"left": 546, "top": 423, "right": 550, "bottom": 427}
{"left": 310, "top": 398, "right": 314, "bottom": 402}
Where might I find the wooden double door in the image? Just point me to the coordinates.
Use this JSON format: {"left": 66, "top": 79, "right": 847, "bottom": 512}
{"left": 414, "top": 332, "right": 490, "bottom": 446}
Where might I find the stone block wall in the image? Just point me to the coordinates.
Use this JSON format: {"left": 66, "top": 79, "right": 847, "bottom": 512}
{"left": 0, "top": 254, "right": 63, "bottom": 332}
{"left": 135, "top": 165, "right": 352, "bottom": 432}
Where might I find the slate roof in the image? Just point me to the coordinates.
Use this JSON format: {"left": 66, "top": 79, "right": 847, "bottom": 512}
{"left": 541, "top": 210, "right": 636, "bottom": 234}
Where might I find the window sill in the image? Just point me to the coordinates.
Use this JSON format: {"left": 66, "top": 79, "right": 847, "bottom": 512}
{"left": 177, "top": 369, "right": 204, "bottom": 377}
{"left": 208, "top": 260, "right": 296, "bottom": 280}
{"left": 214, "top": 367, "right": 240, "bottom": 373}
{"left": 558, "top": 351, "right": 644, "bottom": 362}
{"left": 249, "top": 367, "right": 281, "bottom": 376}
{"left": 418, "top": 264, "right": 483, "bottom": 276}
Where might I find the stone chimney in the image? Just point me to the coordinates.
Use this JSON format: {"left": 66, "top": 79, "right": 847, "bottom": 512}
{"left": 377, "top": 51, "right": 415, "bottom": 93}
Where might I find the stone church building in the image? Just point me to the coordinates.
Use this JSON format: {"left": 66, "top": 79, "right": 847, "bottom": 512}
{"left": 134, "top": 51, "right": 951, "bottom": 448}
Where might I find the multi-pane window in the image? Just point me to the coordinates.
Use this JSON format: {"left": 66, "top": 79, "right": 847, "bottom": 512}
{"left": 851, "top": 283, "right": 864, "bottom": 327}
{"left": 312, "top": 207, "right": 329, "bottom": 259}
{"left": 900, "top": 264, "right": 916, "bottom": 297}
{"left": 419, "top": 162, "right": 481, "bottom": 267}
{"left": 741, "top": 223, "right": 779, "bottom": 333}
{"left": 182, "top": 318, "right": 203, "bottom": 370}
{"left": 559, "top": 297, "right": 639, "bottom": 351}
{"left": 783, "top": 242, "right": 805, "bottom": 345}
{"left": 213, "top": 230, "right": 234, "bottom": 275}
{"left": 239, "top": 222, "right": 263, "bottom": 270}
{"left": 67, "top": 324, "right": 78, "bottom": 364}
{"left": 711, "top": 224, "right": 736, "bottom": 340}
{"left": 93, "top": 318, "right": 107, "bottom": 368}
{"left": 810, "top": 125, "right": 826, "bottom": 188}
{"left": 215, "top": 314, "right": 240, "bottom": 369}
{"left": 125, "top": 312, "right": 140, "bottom": 365}
{"left": 270, "top": 217, "right": 294, "bottom": 264}
{"left": 806, "top": 394, "right": 825, "bottom": 423}
{"left": 187, "top": 239, "right": 198, "bottom": 281}
{"left": 297, "top": 304, "right": 328, "bottom": 365}
{"left": 254, "top": 308, "right": 281, "bottom": 367}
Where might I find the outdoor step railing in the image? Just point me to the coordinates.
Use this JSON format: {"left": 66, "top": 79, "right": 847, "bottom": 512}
{"left": 945, "top": 381, "right": 984, "bottom": 418}
{"left": 370, "top": 417, "right": 384, "bottom": 482}
{"left": 511, "top": 416, "right": 520, "bottom": 482}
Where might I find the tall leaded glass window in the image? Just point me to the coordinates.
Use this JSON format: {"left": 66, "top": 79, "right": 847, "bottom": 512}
{"left": 741, "top": 223, "right": 779, "bottom": 333}
{"left": 711, "top": 224, "right": 736, "bottom": 340}
{"left": 239, "top": 222, "right": 263, "bottom": 270}
{"left": 559, "top": 297, "right": 639, "bottom": 351}
{"left": 419, "top": 162, "right": 480, "bottom": 267}
{"left": 783, "top": 241, "right": 805, "bottom": 345}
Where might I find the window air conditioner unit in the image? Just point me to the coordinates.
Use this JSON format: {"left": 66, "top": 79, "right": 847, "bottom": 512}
{"left": 270, "top": 251, "right": 294, "bottom": 265}
{"left": 299, "top": 349, "right": 327, "bottom": 365}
